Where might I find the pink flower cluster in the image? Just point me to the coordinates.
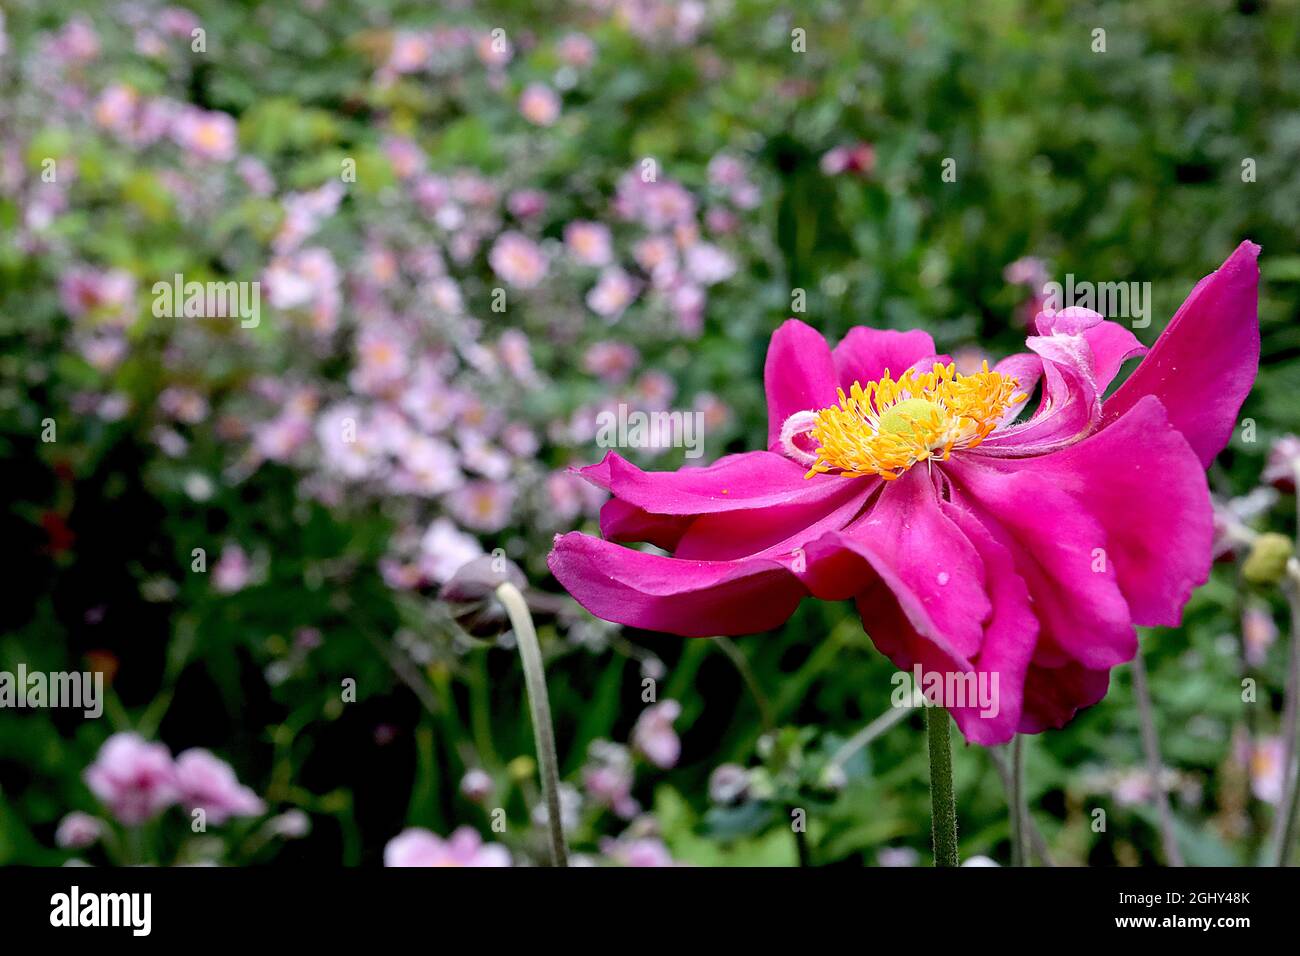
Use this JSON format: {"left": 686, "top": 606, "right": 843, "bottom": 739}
{"left": 83, "top": 732, "right": 264, "bottom": 827}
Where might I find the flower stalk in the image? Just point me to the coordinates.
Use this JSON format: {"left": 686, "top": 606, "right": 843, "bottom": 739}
{"left": 1130, "top": 646, "right": 1183, "bottom": 866}
{"left": 925, "top": 706, "right": 959, "bottom": 867}
{"left": 1009, "top": 735, "right": 1026, "bottom": 867}
{"left": 496, "top": 581, "right": 569, "bottom": 867}
{"left": 1270, "top": 557, "right": 1300, "bottom": 866}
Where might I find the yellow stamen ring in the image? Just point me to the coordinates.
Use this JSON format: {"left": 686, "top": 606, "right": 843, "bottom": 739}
{"left": 802, "top": 362, "right": 1028, "bottom": 480}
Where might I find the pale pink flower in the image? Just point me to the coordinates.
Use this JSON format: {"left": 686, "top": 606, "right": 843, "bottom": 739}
{"left": 519, "top": 83, "right": 561, "bottom": 126}
{"left": 582, "top": 741, "right": 638, "bottom": 818}
{"left": 158, "top": 386, "right": 208, "bottom": 424}
{"left": 632, "top": 700, "right": 682, "bottom": 769}
{"left": 384, "top": 826, "right": 510, "bottom": 867}
{"left": 1004, "top": 256, "right": 1049, "bottom": 288}
{"left": 56, "top": 812, "right": 105, "bottom": 849}
{"left": 213, "top": 545, "right": 253, "bottom": 593}
{"left": 383, "top": 136, "right": 425, "bottom": 180}
{"left": 1263, "top": 434, "right": 1300, "bottom": 490}
{"left": 387, "top": 31, "right": 433, "bottom": 73}
{"left": 684, "top": 242, "right": 735, "bottom": 286}
{"left": 601, "top": 835, "right": 674, "bottom": 867}
{"left": 489, "top": 231, "right": 548, "bottom": 288}
{"left": 448, "top": 481, "right": 515, "bottom": 532}
{"left": 476, "top": 31, "right": 513, "bottom": 69}
{"left": 583, "top": 341, "right": 640, "bottom": 384}
{"left": 1243, "top": 602, "right": 1278, "bottom": 667}
{"left": 506, "top": 188, "right": 547, "bottom": 220}
{"left": 545, "top": 471, "right": 587, "bottom": 526}
{"left": 557, "top": 32, "right": 596, "bottom": 67}
{"left": 174, "top": 749, "right": 265, "bottom": 825}
{"left": 392, "top": 437, "right": 463, "bottom": 496}
{"left": 419, "top": 518, "right": 483, "bottom": 584}
{"left": 498, "top": 329, "right": 538, "bottom": 384}
{"left": 460, "top": 769, "right": 493, "bottom": 803}
{"left": 565, "top": 220, "right": 614, "bottom": 267}
{"left": 60, "top": 267, "right": 135, "bottom": 322}
{"left": 1248, "top": 737, "right": 1285, "bottom": 805}
{"left": 84, "top": 733, "right": 179, "bottom": 826}
{"left": 586, "top": 267, "right": 639, "bottom": 320}
{"left": 172, "top": 108, "right": 238, "bottom": 162}
{"left": 820, "top": 142, "right": 875, "bottom": 177}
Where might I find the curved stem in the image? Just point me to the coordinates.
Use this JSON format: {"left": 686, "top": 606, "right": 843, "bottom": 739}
{"left": 925, "top": 706, "right": 959, "bottom": 867}
{"left": 1009, "top": 735, "right": 1025, "bottom": 867}
{"left": 1130, "top": 646, "right": 1183, "bottom": 866}
{"left": 1271, "top": 563, "right": 1300, "bottom": 866}
{"left": 496, "top": 582, "right": 568, "bottom": 867}
{"left": 985, "top": 745, "right": 1054, "bottom": 865}
{"left": 714, "top": 636, "right": 774, "bottom": 732}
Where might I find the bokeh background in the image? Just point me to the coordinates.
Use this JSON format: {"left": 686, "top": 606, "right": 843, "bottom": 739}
{"left": 2, "top": 0, "right": 1300, "bottom": 867}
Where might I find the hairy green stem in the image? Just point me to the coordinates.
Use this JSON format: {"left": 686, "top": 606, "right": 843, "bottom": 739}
{"left": 496, "top": 582, "right": 568, "bottom": 867}
{"left": 925, "top": 706, "right": 959, "bottom": 867}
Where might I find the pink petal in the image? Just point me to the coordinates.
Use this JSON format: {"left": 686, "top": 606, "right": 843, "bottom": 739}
{"left": 985, "top": 395, "right": 1212, "bottom": 627}
{"left": 1102, "top": 241, "right": 1261, "bottom": 466}
{"left": 1019, "top": 662, "right": 1111, "bottom": 734}
{"left": 598, "top": 498, "right": 692, "bottom": 551}
{"left": 1083, "top": 321, "right": 1147, "bottom": 394}
{"left": 580, "top": 450, "right": 843, "bottom": 516}
{"left": 802, "top": 468, "right": 990, "bottom": 660}
{"left": 946, "top": 457, "right": 1136, "bottom": 671}
{"left": 764, "top": 319, "right": 838, "bottom": 449}
{"left": 832, "top": 327, "right": 939, "bottom": 391}
{"left": 547, "top": 533, "right": 805, "bottom": 637}
{"left": 673, "top": 477, "right": 873, "bottom": 561}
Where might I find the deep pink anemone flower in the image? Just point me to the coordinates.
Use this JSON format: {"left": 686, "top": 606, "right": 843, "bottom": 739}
{"left": 548, "top": 243, "right": 1260, "bottom": 745}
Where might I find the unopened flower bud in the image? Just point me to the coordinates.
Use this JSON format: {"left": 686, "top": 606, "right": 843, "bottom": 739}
{"left": 439, "top": 554, "right": 528, "bottom": 637}
{"left": 1242, "top": 533, "right": 1295, "bottom": 588}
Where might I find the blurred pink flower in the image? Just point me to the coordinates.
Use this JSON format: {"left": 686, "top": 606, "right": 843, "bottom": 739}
{"left": 60, "top": 266, "right": 135, "bottom": 322}
{"left": 489, "top": 231, "right": 548, "bottom": 289}
{"left": 1263, "top": 434, "right": 1300, "bottom": 490}
{"left": 506, "top": 188, "right": 548, "bottom": 220}
{"left": 1243, "top": 602, "right": 1278, "bottom": 667}
{"left": 519, "top": 83, "right": 561, "bottom": 126}
{"left": 384, "top": 826, "right": 510, "bottom": 866}
{"left": 84, "top": 733, "right": 179, "bottom": 826}
{"left": 684, "top": 242, "right": 735, "bottom": 286}
{"left": 632, "top": 699, "right": 682, "bottom": 769}
{"left": 587, "top": 267, "right": 639, "bottom": 320}
{"left": 158, "top": 386, "right": 208, "bottom": 424}
{"left": 55, "top": 811, "right": 105, "bottom": 850}
{"left": 387, "top": 31, "right": 433, "bottom": 73}
{"left": 601, "top": 835, "right": 675, "bottom": 867}
{"left": 172, "top": 107, "right": 238, "bottom": 162}
{"left": 448, "top": 481, "right": 515, "bottom": 532}
{"left": 565, "top": 220, "right": 614, "bottom": 267}
{"left": 558, "top": 32, "right": 596, "bottom": 67}
{"left": 213, "top": 544, "right": 253, "bottom": 593}
{"left": 1248, "top": 737, "right": 1285, "bottom": 805}
{"left": 174, "top": 749, "right": 265, "bottom": 825}
{"left": 582, "top": 741, "right": 639, "bottom": 818}
{"left": 460, "top": 769, "right": 494, "bottom": 803}
{"left": 820, "top": 142, "right": 875, "bottom": 177}
{"left": 583, "top": 341, "right": 640, "bottom": 384}
{"left": 1004, "top": 256, "right": 1049, "bottom": 288}
{"left": 419, "top": 517, "right": 483, "bottom": 583}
